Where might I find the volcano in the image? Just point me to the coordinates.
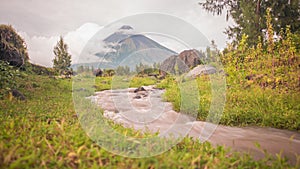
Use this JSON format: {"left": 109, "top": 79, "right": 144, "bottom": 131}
{"left": 94, "top": 25, "right": 177, "bottom": 70}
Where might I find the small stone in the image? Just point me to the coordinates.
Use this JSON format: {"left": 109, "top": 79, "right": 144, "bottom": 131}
{"left": 134, "top": 87, "right": 146, "bottom": 93}
{"left": 134, "top": 95, "right": 142, "bottom": 99}
{"left": 11, "top": 89, "right": 26, "bottom": 100}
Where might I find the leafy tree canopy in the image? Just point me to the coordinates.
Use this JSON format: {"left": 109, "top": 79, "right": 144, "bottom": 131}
{"left": 199, "top": 0, "right": 300, "bottom": 46}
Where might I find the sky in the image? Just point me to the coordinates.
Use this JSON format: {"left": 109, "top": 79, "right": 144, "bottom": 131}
{"left": 0, "top": 0, "right": 233, "bottom": 67}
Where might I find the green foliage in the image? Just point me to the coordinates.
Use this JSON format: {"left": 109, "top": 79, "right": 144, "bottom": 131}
{"left": 135, "top": 62, "right": 151, "bottom": 74}
{"left": 156, "top": 75, "right": 175, "bottom": 89}
{"left": 76, "top": 65, "right": 94, "bottom": 74}
{"left": 166, "top": 12, "right": 300, "bottom": 130}
{"left": 266, "top": 8, "right": 275, "bottom": 53}
{"left": 134, "top": 62, "right": 161, "bottom": 77}
{"left": 94, "top": 76, "right": 158, "bottom": 91}
{"left": 0, "top": 61, "right": 19, "bottom": 98}
{"left": 221, "top": 14, "right": 300, "bottom": 91}
{"left": 157, "top": 76, "right": 182, "bottom": 111}
{"left": 94, "top": 76, "right": 113, "bottom": 91}
{"left": 205, "top": 40, "right": 220, "bottom": 63}
{"left": 76, "top": 65, "right": 85, "bottom": 73}
{"left": 103, "top": 69, "right": 115, "bottom": 77}
{"left": 199, "top": 0, "right": 300, "bottom": 46}
{"left": 160, "top": 75, "right": 300, "bottom": 131}
{"left": 0, "top": 24, "right": 29, "bottom": 67}
{"left": 129, "top": 76, "right": 157, "bottom": 88}
{"left": 221, "top": 86, "right": 300, "bottom": 130}
{"left": 53, "top": 36, "right": 72, "bottom": 75}
{"left": 115, "top": 65, "right": 130, "bottom": 75}
{"left": 24, "top": 62, "right": 55, "bottom": 76}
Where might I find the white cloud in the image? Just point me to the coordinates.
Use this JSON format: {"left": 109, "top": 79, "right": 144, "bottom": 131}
{"left": 1, "top": 0, "right": 232, "bottom": 47}
{"left": 76, "top": 39, "right": 114, "bottom": 64}
{"left": 19, "top": 32, "right": 59, "bottom": 67}
{"left": 64, "top": 23, "right": 103, "bottom": 64}
{"left": 19, "top": 23, "right": 103, "bottom": 67}
{"left": 147, "top": 33, "right": 190, "bottom": 53}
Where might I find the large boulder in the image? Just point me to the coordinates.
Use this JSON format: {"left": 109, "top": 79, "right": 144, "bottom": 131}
{"left": 160, "top": 49, "right": 204, "bottom": 76}
{"left": 160, "top": 55, "right": 189, "bottom": 75}
{"left": 185, "top": 65, "right": 217, "bottom": 78}
{"left": 178, "top": 49, "right": 203, "bottom": 68}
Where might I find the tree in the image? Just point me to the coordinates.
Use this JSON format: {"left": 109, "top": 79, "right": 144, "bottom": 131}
{"left": 116, "top": 65, "right": 130, "bottom": 76}
{"left": 104, "top": 69, "right": 115, "bottom": 77}
{"left": 199, "top": 0, "right": 300, "bottom": 46}
{"left": 77, "top": 65, "right": 84, "bottom": 73}
{"left": 84, "top": 66, "right": 90, "bottom": 72}
{"left": 204, "top": 40, "right": 220, "bottom": 63}
{"left": 53, "top": 36, "right": 72, "bottom": 75}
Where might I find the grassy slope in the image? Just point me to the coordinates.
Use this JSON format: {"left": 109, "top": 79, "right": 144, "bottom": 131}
{"left": 0, "top": 74, "right": 299, "bottom": 168}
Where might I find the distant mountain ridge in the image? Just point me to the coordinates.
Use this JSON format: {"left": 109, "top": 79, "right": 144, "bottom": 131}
{"left": 74, "top": 25, "right": 216, "bottom": 74}
{"left": 95, "top": 26, "right": 177, "bottom": 70}
{"left": 71, "top": 27, "right": 207, "bottom": 75}
{"left": 73, "top": 25, "right": 177, "bottom": 71}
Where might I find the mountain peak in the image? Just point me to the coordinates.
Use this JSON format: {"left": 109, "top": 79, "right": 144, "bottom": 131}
{"left": 119, "top": 25, "right": 133, "bottom": 30}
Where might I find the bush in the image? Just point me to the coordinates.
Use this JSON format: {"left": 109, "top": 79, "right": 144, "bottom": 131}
{"left": 23, "top": 62, "right": 55, "bottom": 76}
{"left": 0, "top": 24, "right": 29, "bottom": 67}
{"left": 221, "top": 25, "right": 300, "bottom": 92}
{"left": 0, "top": 61, "right": 19, "bottom": 98}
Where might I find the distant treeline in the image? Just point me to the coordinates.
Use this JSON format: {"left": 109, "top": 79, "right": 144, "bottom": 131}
{"left": 75, "top": 62, "right": 162, "bottom": 77}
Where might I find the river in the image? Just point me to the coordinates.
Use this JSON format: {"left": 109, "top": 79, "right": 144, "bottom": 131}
{"left": 88, "top": 86, "right": 300, "bottom": 164}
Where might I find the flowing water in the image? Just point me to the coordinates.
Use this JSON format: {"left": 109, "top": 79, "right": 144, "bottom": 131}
{"left": 89, "top": 86, "right": 300, "bottom": 164}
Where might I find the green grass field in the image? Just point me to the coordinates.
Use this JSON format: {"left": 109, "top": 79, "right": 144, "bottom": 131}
{"left": 1, "top": 74, "right": 299, "bottom": 168}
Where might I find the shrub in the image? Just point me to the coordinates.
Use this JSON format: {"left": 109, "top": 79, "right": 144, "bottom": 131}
{"left": 0, "top": 24, "right": 29, "bottom": 67}
{"left": 221, "top": 10, "right": 300, "bottom": 92}
{"left": 0, "top": 61, "right": 19, "bottom": 98}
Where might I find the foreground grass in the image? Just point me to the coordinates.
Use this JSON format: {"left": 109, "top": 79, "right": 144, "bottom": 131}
{"left": 0, "top": 74, "right": 299, "bottom": 168}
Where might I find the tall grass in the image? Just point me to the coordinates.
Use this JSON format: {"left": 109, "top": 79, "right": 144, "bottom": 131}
{"left": 158, "top": 75, "right": 300, "bottom": 131}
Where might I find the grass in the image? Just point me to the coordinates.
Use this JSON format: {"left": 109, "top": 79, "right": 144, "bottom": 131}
{"left": 0, "top": 73, "right": 299, "bottom": 168}
{"left": 158, "top": 75, "right": 300, "bottom": 131}
{"left": 94, "top": 75, "right": 158, "bottom": 91}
